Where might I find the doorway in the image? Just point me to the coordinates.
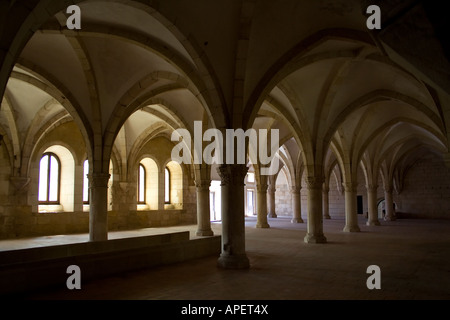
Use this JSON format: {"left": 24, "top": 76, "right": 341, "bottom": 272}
{"left": 246, "top": 189, "right": 255, "bottom": 216}
{"left": 357, "top": 195, "right": 363, "bottom": 214}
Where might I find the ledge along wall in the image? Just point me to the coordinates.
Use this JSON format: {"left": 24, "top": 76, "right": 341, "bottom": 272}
{"left": 0, "top": 231, "right": 221, "bottom": 296}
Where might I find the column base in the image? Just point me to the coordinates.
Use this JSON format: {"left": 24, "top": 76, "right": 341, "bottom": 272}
{"left": 384, "top": 216, "right": 396, "bottom": 221}
{"left": 343, "top": 225, "right": 361, "bottom": 232}
{"left": 89, "top": 221, "right": 108, "bottom": 242}
{"left": 291, "top": 218, "right": 304, "bottom": 223}
{"left": 366, "top": 220, "right": 380, "bottom": 226}
{"left": 267, "top": 213, "right": 277, "bottom": 218}
{"left": 323, "top": 214, "right": 331, "bottom": 219}
{"left": 196, "top": 229, "right": 214, "bottom": 236}
{"left": 217, "top": 253, "right": 250, "bottom": 269}
{"left": 256, "top": 223, "right": 270, "bottom": 228}
{"left": 304, "top": 233, "right": 327, "bottom": 244}
{"left": 89, "top": 234, "right": 108, "bottom": 242}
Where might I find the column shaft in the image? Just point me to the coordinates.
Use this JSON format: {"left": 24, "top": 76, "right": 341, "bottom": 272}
{"left": 343, "top": 182, "right": 360, "bottom": 232}
{"left": 384, "top": 187, "right": 396, "bottom": 221}
{"left": 217, "top": 164, "right": 249, "bottom": 269}
{"left": 366, "top": 185, "right": 380, "bottom": 226}
{"left": 291, "top": 187, "right": 303, "bottom": 223}
{"left": 267, "top": 186, "right": 277, "bottom": 218}
{"left": 322, "top": 186, "right": 331, "bottom": 219}
{"left": 304, "top": 176, "right": 327, "bottom": 243}
{"left": 256, "top": 183, "right": 270, "bottom": 228}
{"left": 88, "top": 173, "right": 110, "bottom": 241}
{"left": 196, "top": 180, "right": 214, "bottom": 236}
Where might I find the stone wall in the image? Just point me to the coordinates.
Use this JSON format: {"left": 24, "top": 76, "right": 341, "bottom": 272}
{"left": 0, "top": 143, "right": 12, "bottom": 236}
{"left": 0, "top": 121, "right": 198, "bottom": 240}
{"left": 394, "top": 155, "right": 450, "bottom": 219}
{"left": 0, "top": 209, "right": 192, "bottom": 239}
{"left": 328, "top": 175, "right": 345, "bottom": 218}
{"left": 275, "top": 183, "right": 292, "bottom": 217}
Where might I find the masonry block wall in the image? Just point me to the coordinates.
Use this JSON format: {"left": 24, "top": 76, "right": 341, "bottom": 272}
{"left": 394, "top": 154, "right": 450, "bottom": 219}
{"left": 275, "top": 183, "right": 292, "bottom": 216}
{"left": 0, "top": 144, "right": 12, "bottom": 236}
{"left": 0, "top": 121, "right": 197, "bottom": 240}
{"left": 328, "top": 175, "right": 345, "bottom": 218}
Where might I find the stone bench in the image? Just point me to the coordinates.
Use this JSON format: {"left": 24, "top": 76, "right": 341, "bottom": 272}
{"left": 0, "top": 231, "right": 220, "bottom": 296}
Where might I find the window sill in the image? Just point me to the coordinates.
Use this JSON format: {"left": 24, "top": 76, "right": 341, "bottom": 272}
{"left": 39, "top": 204, "right": 64, "bottom": 213}
{"left": 137, "top": 204, "right": 150, "bottom": 211}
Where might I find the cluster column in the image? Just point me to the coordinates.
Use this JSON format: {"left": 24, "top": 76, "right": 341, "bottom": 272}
{"left": 88, "top": 173, "right": 110, "bottom": 241}
{"left": 217, "top": 164, "right": 249, "bottom": 269}
{"left": 304, "top": 176, "right": 327, "bottom": 243}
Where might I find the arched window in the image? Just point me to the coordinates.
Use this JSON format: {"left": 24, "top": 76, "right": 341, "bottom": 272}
{"left": 38, "top": 152, "right": 60, "bottom": 204}
{"left": 165, "top": 161, "right": 183, "bottom": 209}
{"left": 165, "top": 167, "right": 171, "bottom": 204}
{"left": 138, "top": 164, "right": 146, "bottom": 204}
{"left": 83, "top": 160, "right": 89, "bottom": 204}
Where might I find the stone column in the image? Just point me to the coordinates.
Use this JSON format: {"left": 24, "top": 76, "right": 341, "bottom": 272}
{"left": 366, "top": 184, "right": 380, "bottom": 226}
{"left": 88, "top": 173, "right": 110, "bottom": 241}
{"left": 256, "top": 179, "right": 270, "bottom": 228}
{"left": 291, "top": 186, "right": 303, "bottom": 223}
{"left": 195, "top": 179, "right": 214, "bottom": 236}
{"left": 322, "top": 185, "right": 331, "bottom": 219}
{"left": 384, "top": 185, "right": 396, "bottom": 221}
{"left": 304, "top": 176, "right": 327, "bottom": 243}
{"left": 217, "top": 164, "right": 249, "bottom": 269}
{"left": 343, "top": 182, "right": 360, "bottom": 232}
{"left": 267, "top": 185, "right": 277, "bottom": 218}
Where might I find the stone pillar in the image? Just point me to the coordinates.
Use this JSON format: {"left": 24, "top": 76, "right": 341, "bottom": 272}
{"left": 217, "top": 164, "right": 250, "bottom": 269}
{"left": 256, "top": 180, "right": 270, "bottom": 228}
{"left": 267, "top": 185, "right": 277, "bottom": 218}
{"left": 291, "top": 186, "right": 303, "bottom": 223}
{"left": 322, "top": 185, "right": 331, "bottom": 219}
{"left": 304, "top": 176, "right": 327, "bottom": 243}
{"left": 195, "top": 179, "right": 214, "bottom": 236}
{"left": 366, "top": 184, "right": 380, "bottom": 226}
{"left": 88, "top": 173, "right": 110, "bottom": 241}
{"left": 384, "top": 185, "right": 396, "bottom": 221}
{"left": 343, "top": 182, "right": 360, "bottom": 232}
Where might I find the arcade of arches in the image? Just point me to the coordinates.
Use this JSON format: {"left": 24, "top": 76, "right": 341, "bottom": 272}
{"left": 1, "top": 0, "right": 450, "bottom": 283}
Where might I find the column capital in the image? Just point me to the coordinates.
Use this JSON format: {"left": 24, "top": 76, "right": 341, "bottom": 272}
{"left": 290, "top": 186, "right": 301, "bottom": 193}
{"left": 366, "top": 184, "right": 378, "bottom": 192}
{"left": 257, "top": 183, "right": 268, "bottom": 192}
{"left": 217, "top": 164, "right": 248, "bottom": 186}
{"left": 322, "top": 185, "right": 330, "bottom": 193}
{"left": 88, "top": 173, "right": 111, "bottom": 188}
{"left": 342, "top": 182, "right": 357, "bottom": 192}
{"left": 305, "top": 176, "right": 324, "bottom": 190}
{"left": 195, "top": 179, "right": 211, "bottom": 191}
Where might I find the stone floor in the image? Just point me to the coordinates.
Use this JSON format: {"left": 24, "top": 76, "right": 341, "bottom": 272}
{"left": 2, "top": 215, "right": 450, "bottom": 301}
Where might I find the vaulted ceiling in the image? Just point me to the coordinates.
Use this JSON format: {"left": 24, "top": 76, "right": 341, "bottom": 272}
{"left": 0, "top": 0, "right": 449, "bottom": 184}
